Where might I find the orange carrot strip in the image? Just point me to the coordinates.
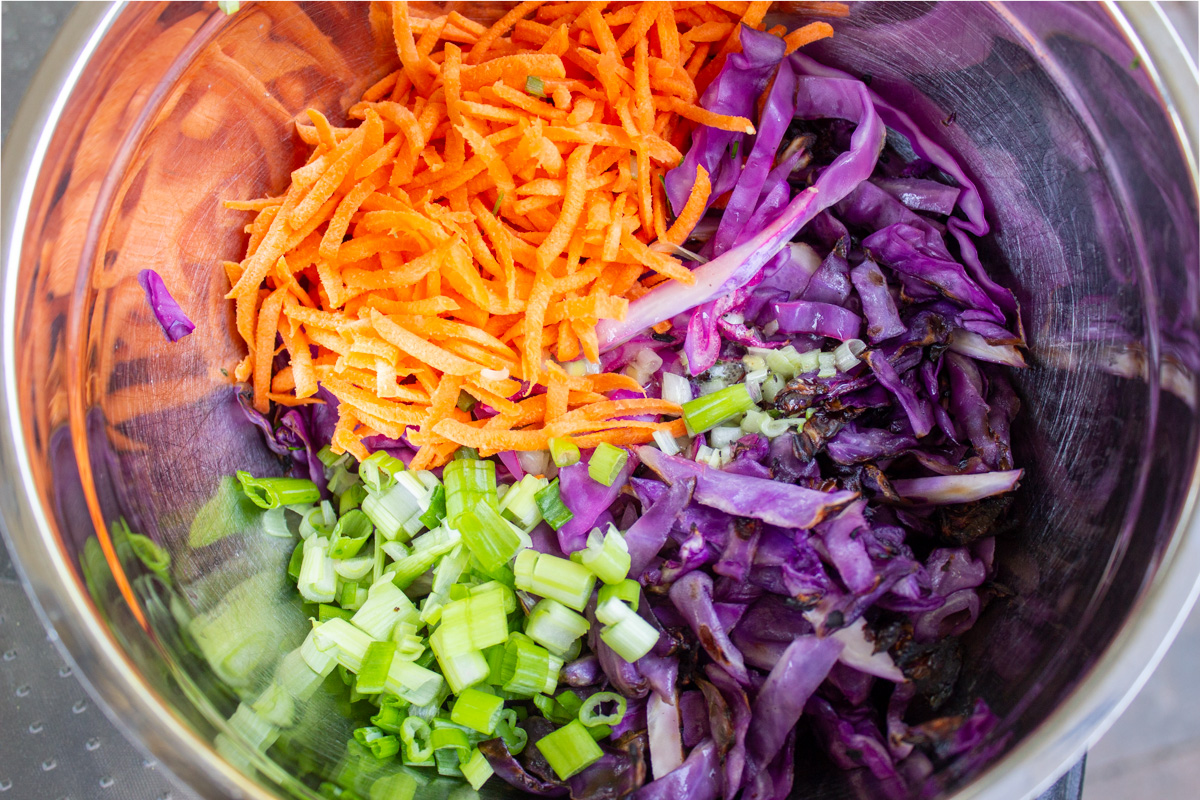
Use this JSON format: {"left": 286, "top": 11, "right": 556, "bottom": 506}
{"left": 447, "top": 11, "right": 488, "bottom": 36}
{"left": 663, "top": 164, "right": 711, "bottom": 245}
{"left": 483, "top": 82, "right": 568, "bottom": 121}
{"left": 444, "top": 42, "right": 465, "bottom": 128}
{"left": 467, "top": 1, "right": 545, "bottom": 64}
{"left": 621, "top": 230, "right": 696, "bottom": 284}
{"left": 391, "top": 1, "right": 436, "bottom": 93}
{"left": 370, "top": 309, "right": 483, "bottom": 377}
{"left": 323, "top": 375, "right": 427, "bottom": 425}
{"left": 546, "top": 364, "right": 570, "bottom": 421}
{"left": 426, "top": 373, "right": 465, "bottom": 426}
{"left": 536, "top": 144, "right": 592, "bottom": 269}
{"left": 253, "top": 286, "right": 288, "bottom": 412}
{"left": 432, "top": 418, "right": 548, "bottom": 452}
{"left": 463, "top": 382, "right": 522, "bottom": 417}
{"left": 362, "top": 69, "right": 401, "bottom": 103}
{"left": 280, "top": 314, "right": 318, "bottom": 398}
{"left": 569, "top": 418, "right": 686, "bottom": 448}
{"left": 554, "top": 397, "right": 683, "bottom": 424}
{"left": 656, "top": 4, "right": 681, "bottom": 64}
{"left": 319, "top": 173, "right": 384, "bottom": 262}
{"left": 784, "top": 21, "right": 835, "bottom": 53}
{"left": 614, "top": 1, "right": 662, "bottom": 54}
{"left": 656, "top": 96, "right": 755, "bottom": 133}
{"left": 461, "top": 54, "right": 566, "bottom": 91}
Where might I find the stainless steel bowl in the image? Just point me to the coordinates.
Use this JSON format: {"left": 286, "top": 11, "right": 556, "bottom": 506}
{"left": 2, "top": 3, "right": 1197, "bottom": 799}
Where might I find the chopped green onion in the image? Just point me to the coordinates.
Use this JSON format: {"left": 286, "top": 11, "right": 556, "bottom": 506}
{"left": 587, "top": 443, "right": 629, "bottom": 487}
{"left": 472, "top": 581, "right": 516, "bottom": 613}
{"left": 456, "top": 502, "right": 522, "bottom": 577}
{"left": 352, "top": 579, "right": 419, "bottom": 639}
{"left": 329, "top": 510, "right": 374, "bottom": 559}
{"left": 579, "top": 692, "right": 626, "bottom": 727}
{"left": 572, "top": 526, "right": 630, "bottom": 585}
{"left": 444, "top": 459, "right": 497, "bottom": 518}
{"left": 418, "top": 484, "right": 446, "bottom": 530}
{"left": 585, "top": 724, "right": 611, "bottom": 740}
{"left": 327, "top": 464, "right": 359, "bottom": 496}
{"left": 339, "top": 483, "right": 368, "bottom": 516}
{"left": 496, "top": 708, "right": 527, "bottom": 755}
{"left": 391, "top": 622, "right": 426, "bottom": 662}
{"left": 500, "top": 633, "right": 557, "bottom": 696}
{"left": 556, "top": 690, "right": 583, "bottom": 717}
{"left": 401, "top": 717, "right": 434, "bottom": 763}
{"left": 535, "top": 719, "right": 604, "bottom": 779}
{"left": 311, "top": 617, "right": 373, "bottom": 672}
{"left": 318, "top": 603, "right": 354, "bottom": 623}
{"left": 595, "top": 598, "right": 659, "bottom": 663}
{"left": 795, "top": 347, "right": 821, "bottom": 374}
{"left": 261, "top": 506, "right": 294, "bottom": 539}
{"left": 435, "top": 589, "right": 510, "bottom": 655}
{"left": 730, "top": 140, "right": 740, "bottom": 159}
{"left": 454, "top": 446, "right": 481, "bottom": 461}
{"left": 524, "top": 599, "right": 590, "bottom": 658}
{"left": 317, "top": 445, "right": 345, "bottom": 469}
{"left": 334, "top": 554, "right": 374, "bottom": 581}
{"left": 833, "top": 338, "right": 866, "bottom": 372}
{"left": 492, "top": 192, "right": 504, "bottom": 216}
{"left": 363, "top": 481, "right": 425, "bottom": 542}
{"left": 681, "top": 382, "right": 757, "bottom": 434}
{"left": 526, "top": 75, "right": 546, "bottom": 97}
{"left": 457, "top": 392, "right": 477, "bottom": 413}
{"left": 287, "top": 541, "right": 305, "bottom": 582}
{"left": 384, "top": 658, "right": 445, "bottom": 706}
{"left": 237, "top": 471, "right": 321, "bottom": 510}
{"left": 339, "top": 580, "right": 368, "bottom": 610}
{"left": 430, "top": 631, "right": 490, "bottom": 694}
{"left": 434, "top": 748, "right": 464, "bottom": 777}
{"left": 460, "top": 748, "right": 494, "bottom": 790}
{"left": 450, "top": 687, "right": 505, "bottom": 734}
{"left": 532, "top": 693, "right": 575, "bottom": 724}
{"left": 534, "top": 479, "right": 574, "bottom": 531}
{"left": 499, "top": 474, "right": 549, "bottom": 530}
{"left": 389, "top": 526, "right": 461, "bottom": 587}
{"left": 420, "top": 545, "right": 470, "bottom": 626}
{"left": 299, "top": 629, "right": 339, "bottom": 677}
{"left": 372, "top": 695, "right": 407, "bottom": 733}
{"left": 651, "top": 429, "right": 681, "bottom": 456}
{"left": 300, "top": 502, "right": 338, "bottom": 539}
{"left": 817, "top": 351, "right": 837, "bottom": 378}
{"left": 430, "top": 726, "right": 471, "bottom": 756}
{"left": 549, "top": 437, "right": 581, "bottom": 467}
{"left": 597, "top": 579, "right": 640, "bottom": 611}
{"left": 360, "top": 451, "right": 407, "bottom": 493}
{"left": 370, "top": 770, "right": 422, "bottom": 800}
{"left": 356, "top": 641, "right": 396, "bottom": 694}
{"left": 299, "top": 536, "right": 337, "bottom": 603}
{"left": 354, "top": 726, "right": 401, "bottom": 760}
{"left": 514, "top": 550, "right": 596, "bottom": 612}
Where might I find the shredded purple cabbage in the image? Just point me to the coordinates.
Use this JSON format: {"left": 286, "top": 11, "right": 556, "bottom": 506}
{"left": 137, "top": 269, "right": 195, "bottom": 342}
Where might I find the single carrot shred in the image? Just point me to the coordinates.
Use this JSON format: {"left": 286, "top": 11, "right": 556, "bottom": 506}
{"left": 225, "top": 0, "right": 833, "bottom": 458}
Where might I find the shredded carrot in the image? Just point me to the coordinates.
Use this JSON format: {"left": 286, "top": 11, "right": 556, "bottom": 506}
{"left": 224, "top": 0, "right": 833, "bottom": 458}
{"left": 784, "top": 21, "right": 835, "bottom": 54}
{"left": 663, "top": 164, "right": 711, "bottom": 245}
